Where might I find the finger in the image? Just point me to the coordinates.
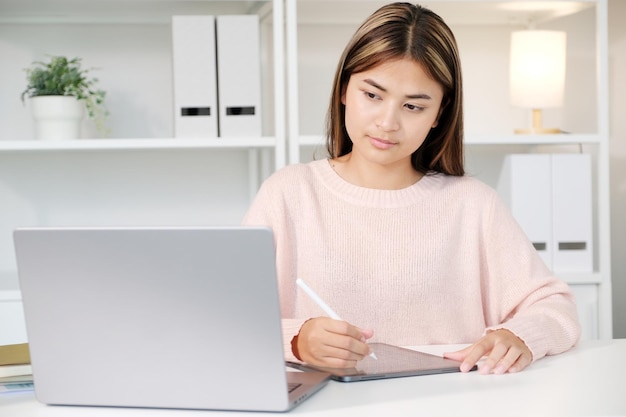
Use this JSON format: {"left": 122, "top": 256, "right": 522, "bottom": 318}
{"left": 444, "top": 347, "right": 476, "bottom": 372}
{"left": 319, "top": 345, "right": 367, "bottom": 367}
{"left": 443, "top": 345, "right": 473, "bottom": 362}
{"left": 304, "top": 339, "right": 368, "bottom": 368}
{"left": 324, "top": 321, "right": 372, "bottom": 356}
{"left": 325, "top": 331, "right": 371, "bottom": 357}
{"left": 298, "top": 319, "right": 371, "bottom": 367}
{"left": 479, "top": 342, "right": 509, "bottom": 374}
{"left": 507, "top": 348, "right": 533, "bottom": 373}
{"left": 326, "top": 319, "right": 368, "bottom": 341}
{"left": 457, "top": 341, "right": 492, "bottom": 373}
{"left": 488, "top": 345, "right": 523, "bottom": 374}
{"left": 358, "top": 327, "right": 374, "bottom": 341}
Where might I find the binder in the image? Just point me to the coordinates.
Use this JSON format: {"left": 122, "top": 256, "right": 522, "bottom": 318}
{"left": 216, "top": 15, "right": 262, "bottom": 137}
{"left": 171, "top": 15, "right": 218, "bottom": 138}
{"left": 498, "top": 154, "right": 553, "bottom": 269}
{"left": 551, "top": 154, "right": 593, "bottom": 272}
{"left": 498, "top": 153, "right": 593, "bottom": 273}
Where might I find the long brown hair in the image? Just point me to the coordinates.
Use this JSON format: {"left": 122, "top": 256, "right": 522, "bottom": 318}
{"left": 326, "top": 2, "right": 464, "bottom": 176}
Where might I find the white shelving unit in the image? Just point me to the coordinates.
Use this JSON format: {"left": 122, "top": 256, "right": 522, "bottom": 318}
{"left": 0, "top": 0, "right": 613, "bottom": 344}
{"left": 286, "top": 0, "right": 612, "bottom": 340}
{"left": 0, "top": 0, "right": 285, "bottom": 345}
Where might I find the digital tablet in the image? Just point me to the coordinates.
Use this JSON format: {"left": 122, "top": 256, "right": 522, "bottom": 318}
{"left": 286, "top": 343, "right": 476, "bottom": 382}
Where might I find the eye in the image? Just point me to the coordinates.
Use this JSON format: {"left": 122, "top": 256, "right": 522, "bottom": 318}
{"left": 363, "top": 90, "right": 380, "bottom": 100}
{"left": 405, "top": 103, "right": 425, "bottom": 112}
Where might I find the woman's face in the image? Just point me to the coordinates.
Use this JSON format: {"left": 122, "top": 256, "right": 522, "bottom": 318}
{"left": 342, "top": 57, "right": 444, "bottom": 171}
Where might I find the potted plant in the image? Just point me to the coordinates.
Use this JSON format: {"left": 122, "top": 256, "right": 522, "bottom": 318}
{"left": 21, "top": 56, "right": 107, "bottom": 139}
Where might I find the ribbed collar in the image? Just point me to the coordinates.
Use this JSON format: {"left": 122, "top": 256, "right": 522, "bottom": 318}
{"left": 310, "top": 159, "right": 445, "bottom": 208}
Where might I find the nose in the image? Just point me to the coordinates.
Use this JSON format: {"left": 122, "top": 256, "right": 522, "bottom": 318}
{"left": 376, "top": 104, "right": 400, "bottom": 132}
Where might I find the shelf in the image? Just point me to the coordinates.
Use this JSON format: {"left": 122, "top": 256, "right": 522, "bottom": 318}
{"left": 559, "top": 272, "right": 603, "bottom": 285}
{"left": 293, "top": 1, "right": 593, "bottom": 26}
{"left": 0, "top": 137, "right": 278, "bottom": 152}
{"left": 298, "top": 135, "right": 325, "bottom": 147}
{"left": 296, "top": 133, "right": 601, "bottom": 147}
{"left": 0, "top": 0, "right": 273, "bottom": 24}
{"left": 0, "top": 271, "right": 20, "bottom": 300}
{"left": 0, "top": 290, "right": 21, "bottom": 302}
{"left": 464, "top": 133, "right": 602, "bottom": 145}
{"left": 2, "top": 133, "right": 596, "bottom": 153}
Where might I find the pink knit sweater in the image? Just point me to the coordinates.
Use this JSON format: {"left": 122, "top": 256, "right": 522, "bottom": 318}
{"left": 243, "top": 159, "right": 580, "bottom": 362}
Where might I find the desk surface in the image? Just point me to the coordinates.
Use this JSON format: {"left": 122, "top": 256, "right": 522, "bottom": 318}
{"left": 2, "top": 340, "right": 625, "bottom": 416}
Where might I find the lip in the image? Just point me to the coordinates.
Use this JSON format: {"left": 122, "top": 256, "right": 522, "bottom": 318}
{"left": 369, "top": 136, "right": 397, "bottom": 150}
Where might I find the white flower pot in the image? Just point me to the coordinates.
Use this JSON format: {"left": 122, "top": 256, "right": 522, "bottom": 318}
{"left": 30, "top": 96, "right": 85, "bottom": 140}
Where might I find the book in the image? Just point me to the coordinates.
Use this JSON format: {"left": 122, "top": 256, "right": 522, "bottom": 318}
{"left": 0, "top": 364, "right": 32, "bottom": 378}
{"left": 0, "top": 374, "right": 33, "bottom": 384}
{"left": 0, "top": 343, "right": 30, "bottom": 365}
{"left": 0, "top": 343, "right": 32, "bottom": 377}
{"left": 0, "top": 381, "right": 34, "bottom": 394}
{"left": 0, "top": 374, "right": 34, "bottom": 394}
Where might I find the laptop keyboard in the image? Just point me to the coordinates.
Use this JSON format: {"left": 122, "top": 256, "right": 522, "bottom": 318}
{"left": 288, "top": 382, "right": 302, "bottom": 393}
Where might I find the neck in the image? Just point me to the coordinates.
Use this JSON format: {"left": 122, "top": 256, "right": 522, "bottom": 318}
{"left": 330, "top": 154, "right": 422, "bottom": 190}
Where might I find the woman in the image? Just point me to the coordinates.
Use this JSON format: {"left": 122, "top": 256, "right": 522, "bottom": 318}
{"left": 243, "top": 2, "right": 580, "bottom": 374}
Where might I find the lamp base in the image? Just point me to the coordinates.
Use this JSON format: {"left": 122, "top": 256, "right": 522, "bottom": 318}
{"left": 514, "top": 127, "right": 561, "bottom": 134}
{"left": 514, "top": 108, "right": 561, "bottom": 135}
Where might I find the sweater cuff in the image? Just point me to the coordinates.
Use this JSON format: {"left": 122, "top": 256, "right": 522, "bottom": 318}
{"left": 486, "top": 317, "right": 577, "bottom": 363}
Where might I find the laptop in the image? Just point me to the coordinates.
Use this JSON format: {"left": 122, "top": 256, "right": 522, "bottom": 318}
{"left": 13, "top": 226, "right": 330, "bottom": 412}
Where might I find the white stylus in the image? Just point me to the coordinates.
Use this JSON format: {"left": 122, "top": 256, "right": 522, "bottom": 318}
{"left": 296, "top": 278, "right": 377, "bottom": 360}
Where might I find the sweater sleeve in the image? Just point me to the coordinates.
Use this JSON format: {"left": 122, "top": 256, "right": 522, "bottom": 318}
{"left": 482, "top": 193, "right": 581, "bottom": 361}
{"left": 242, "top": 176, "right": 305, "bottom": 362}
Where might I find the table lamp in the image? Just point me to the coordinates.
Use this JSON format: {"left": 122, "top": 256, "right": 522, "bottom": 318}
{"left": 510, "top": 30, "right": 567, "bottom": 134}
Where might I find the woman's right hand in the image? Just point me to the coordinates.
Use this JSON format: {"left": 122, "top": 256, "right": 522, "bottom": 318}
{"left": 295, "top": 317, "right": 374, "bottom": 368}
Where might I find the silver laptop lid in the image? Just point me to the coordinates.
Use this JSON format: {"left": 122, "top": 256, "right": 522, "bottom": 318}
{"left": 14, "top": 226, "right": 296, "bottom": 411}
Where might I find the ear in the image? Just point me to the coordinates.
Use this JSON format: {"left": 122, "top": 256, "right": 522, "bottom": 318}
{"left": 432, "top": 99, "right": 448, "bottom": 129}
{"left": 431, "top": 111, "right": 441, "bottom": 129}
{"left": 340, "top": 83, "right": 348, "bottom": 105}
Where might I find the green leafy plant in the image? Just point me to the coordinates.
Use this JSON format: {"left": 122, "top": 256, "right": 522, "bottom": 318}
{"left": 21, "top": 55, "right": 108, "bottom": 134}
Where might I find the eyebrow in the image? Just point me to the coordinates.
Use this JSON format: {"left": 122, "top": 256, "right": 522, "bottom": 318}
{"left": 363, "top": 78, "right": 432, "bottom": 100}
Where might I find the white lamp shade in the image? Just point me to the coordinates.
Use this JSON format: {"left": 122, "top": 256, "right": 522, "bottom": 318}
{"left": 510, "top": 30, "right": 567, "bottom": 109}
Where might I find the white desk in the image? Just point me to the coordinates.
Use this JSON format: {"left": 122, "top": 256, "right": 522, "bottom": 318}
{"left": 2, "top": 340, "right": 625, "bottom": 416}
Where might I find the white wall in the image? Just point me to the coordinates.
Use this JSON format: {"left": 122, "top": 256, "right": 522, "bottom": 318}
{"left": 0, "top": 24, "right": 174, "bottom": 139}
{"left": 608, "top": 0, "right": 626, "bottom": 338}
{"left": 0, "top": 21, "right": 275, "bottom": 139}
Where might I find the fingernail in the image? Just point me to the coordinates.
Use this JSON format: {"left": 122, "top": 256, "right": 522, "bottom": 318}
{"left": 460, "top": 363, "right": 471, "bottom": 372}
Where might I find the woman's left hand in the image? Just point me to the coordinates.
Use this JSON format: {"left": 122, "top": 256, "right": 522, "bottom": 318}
{"left": 443, "top": 329, "right": 533, "bottom": 374}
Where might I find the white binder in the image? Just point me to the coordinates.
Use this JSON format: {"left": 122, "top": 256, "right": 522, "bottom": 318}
{"left": 172, "top": 15, "right": 218, "bottom": 138}
{"left": 498, "top": 153, "right": 593, "bottom": 273}
{"left": 498, "top": 154, "right": 553, "bottom": 269}
{"left": 551, "top": 154, "right": 593, "bottom": 272}
{"left": 216, "top": 15, "right": 262, "bottom": 137}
